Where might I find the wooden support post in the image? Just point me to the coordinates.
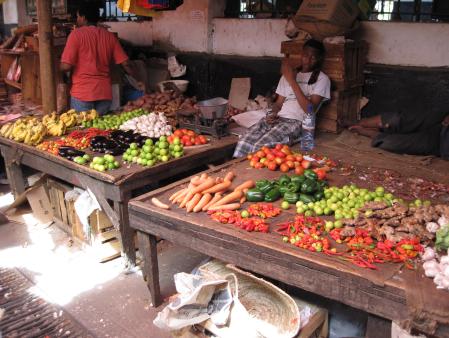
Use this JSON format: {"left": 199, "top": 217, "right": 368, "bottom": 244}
{"left": 1, "top": 146, "right": 26, "bottom": 198}
{"left": 114, "top": 199, "right": 136, "bottom": 267}
{"left": 137, "top": 231, "right": 161, "bottom": 307}
{"left": 37, "top": 0, "right": 57, "bottom": 114}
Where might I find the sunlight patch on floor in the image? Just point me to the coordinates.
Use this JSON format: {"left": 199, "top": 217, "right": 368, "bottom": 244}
{"left": 0, "top": 210, "right": 124, "bottom": 306}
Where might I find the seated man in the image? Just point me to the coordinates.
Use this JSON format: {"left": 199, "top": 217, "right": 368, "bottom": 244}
{"left": 349, "top": 111, "right": 449, "bottom": 158}
{"left": 233, "top": 39, "right": 331, "bottom": 158}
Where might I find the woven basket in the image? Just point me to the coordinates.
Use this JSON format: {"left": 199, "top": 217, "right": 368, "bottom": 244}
{"left": 198, "top": 260, "right": 300, "bottom": 338}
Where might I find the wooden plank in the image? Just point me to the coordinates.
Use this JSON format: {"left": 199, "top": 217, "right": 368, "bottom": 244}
{"left": 0, "top": 146, "right": 26, "bottom": 197}
{"left": 137, "top": 231, "right": 161, "bottom": 307}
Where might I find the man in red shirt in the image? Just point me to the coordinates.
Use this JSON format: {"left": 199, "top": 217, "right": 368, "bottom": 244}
{"left": 61, "top": 2, "right": 143, "bottom": 115}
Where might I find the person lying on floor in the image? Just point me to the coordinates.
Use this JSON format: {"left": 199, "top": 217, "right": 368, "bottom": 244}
{"left": 349, "top": 111, "right": 449, "bottom": 158}
{"left": 233, "top": 39, "right": 331, "bottom": 158}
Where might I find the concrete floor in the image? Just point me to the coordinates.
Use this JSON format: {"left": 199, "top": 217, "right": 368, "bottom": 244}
{"left": 0, "top": 202, "right": 208, "bottom": 338}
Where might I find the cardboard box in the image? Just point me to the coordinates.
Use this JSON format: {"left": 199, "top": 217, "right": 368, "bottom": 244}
{"left": 298, "top": 0, "right": 360, "bottom": 27}
{"left": 26, "top": 183, "right": 54, "bottom": 224}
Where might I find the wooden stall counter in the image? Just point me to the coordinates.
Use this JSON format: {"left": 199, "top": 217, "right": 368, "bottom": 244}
{"left": 0, "top": 134, "right": 238, "bottom": 266}
{"left": 128, "top": 158, "right": 449, "bottom": 337}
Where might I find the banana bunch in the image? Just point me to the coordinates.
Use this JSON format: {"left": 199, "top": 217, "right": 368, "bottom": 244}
{"left": 46, "top": 120, "right": 67, "bottom": 137}
{"left": 0, "top": 118, "right": 47, "bottom": 145}
{"left": 76, "top": 109, "right": 98, "bottom": 123}
{"left": 23, "top": 123, "right": 47, "bottom": 145}
{"left": 42, "top": 112, "right": 58, "bottom": 126}
{"left": 0, "top": 123, "right": 15, "bottom": 139}
{"left": 60, "top": 109, "right": 78, "bottom": 128}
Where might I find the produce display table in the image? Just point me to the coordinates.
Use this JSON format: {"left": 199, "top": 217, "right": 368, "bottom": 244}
{"left": 128, "top": 158, "right": 449, "bottom": 336}
{"left": 0, "top": 135, "right": 237, "bottom": 266}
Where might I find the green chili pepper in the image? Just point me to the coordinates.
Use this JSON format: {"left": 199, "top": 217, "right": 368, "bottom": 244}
{"left": 264, "top": 187, "right": 281, "bottom": 202}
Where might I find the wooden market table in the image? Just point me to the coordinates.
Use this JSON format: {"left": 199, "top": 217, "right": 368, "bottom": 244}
{"left": 128, "top": 158, "right": 449, "bottom": 337}
{"left": 0, "top": 135, "right": 237, "bottom": 267}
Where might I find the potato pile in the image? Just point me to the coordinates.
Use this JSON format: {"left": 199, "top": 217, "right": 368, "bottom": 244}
{"left": 123, "top": 90, "right": 197, "bottom": 117}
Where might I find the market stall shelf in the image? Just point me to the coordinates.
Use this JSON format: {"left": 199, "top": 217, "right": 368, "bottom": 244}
{"left": 128, "top": 158, "right": 449, "bottom": 337}
{"left": 0, "top": 134, "right": 237, "bottom": 267}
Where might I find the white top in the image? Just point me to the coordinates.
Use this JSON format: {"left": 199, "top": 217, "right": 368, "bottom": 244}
{"left": 276, "top": 71, "right": 331, "bottom": 121}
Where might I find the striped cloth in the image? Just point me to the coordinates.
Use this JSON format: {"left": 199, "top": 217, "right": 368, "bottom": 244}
{"left": 233, "top": 117, "right": 302, "bottom": 158}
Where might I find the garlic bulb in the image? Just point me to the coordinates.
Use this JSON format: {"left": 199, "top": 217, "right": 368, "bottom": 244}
{"left": 422, "top": 247, "right": 436, "bottom": 261}
{"left": 426, "top": 222, "right": 439, "bottom": 233}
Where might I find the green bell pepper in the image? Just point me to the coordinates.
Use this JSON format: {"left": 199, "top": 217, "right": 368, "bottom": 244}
{"left": 291, "top": 174, "right": 306, "bottom": 184}
{"left": 283, "top": 191, "right": 300, "bottom": 204}
{"left": 278, "top": 174, "right": 291, "bottom": 187}
{"left": 256, "top": 179, "right": 270, "bottom": 189}
{"left": 314, "top": 191, "right": 324, "bottom": 201}
{"left": 279, "top": 185, "right": 290, "bottom": 197}
{"left": 299, "top": 193, "right": 315, "bottom": 204}
{"left": 256, "top": 180, "right": 275, "bottom": 194}
{"left": 287, "top": 181, "right": 301, "bottom": 193}
{"left": 304, "top": 169, "right": 318, "bottom": 181}
{"left": 246, "top": 188, "right": 265, "bottom": 202}
{"left": 264, "top": 187, "right": 281, "bottom": 202}
{"left": 301, "top": 179, "right": 318, "bottom": 194}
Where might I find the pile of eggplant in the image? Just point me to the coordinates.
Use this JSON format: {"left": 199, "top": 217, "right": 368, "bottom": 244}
{"left": 58, "top": 146, "right": 86, "bottom": 161}
{"left": 90, "top": 130, "right": 146, "bottom": 155}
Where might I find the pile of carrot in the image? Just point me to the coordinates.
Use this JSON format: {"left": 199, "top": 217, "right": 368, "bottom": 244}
{"left": 157, "top": 171, "right": 254, "bottom": 212}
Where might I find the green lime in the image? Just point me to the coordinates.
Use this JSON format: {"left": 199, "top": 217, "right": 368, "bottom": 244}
{"left": 241, "top": 210, "right": 250, "bottom": 218}
{"left": 281, "top": 201, "right": 290, "bottom": 210}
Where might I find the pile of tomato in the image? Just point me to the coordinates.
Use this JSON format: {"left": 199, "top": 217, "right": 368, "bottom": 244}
{"left": 247, "top": 144, "right": 335, "bottom": 174}
{"left": 208, "top": 210, "right": 269, "bottom": 233}
{"left": 168, "top": 129, "right": 208, "bottom": 147}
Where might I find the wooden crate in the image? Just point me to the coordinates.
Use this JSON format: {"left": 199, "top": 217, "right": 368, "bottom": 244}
{"left": 47, "top": 178, "right": 72, "bottom": 234}
{"left": 47, "top": 178, "right": 121, "bottom": 262}
{"left": 317, "top": 86, "right": 362, "bottom": 133}
{"left": 281, "top": 40, "right": 368, "bottom": 90}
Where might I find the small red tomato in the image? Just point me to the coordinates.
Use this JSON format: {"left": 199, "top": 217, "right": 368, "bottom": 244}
{"left": 295, "top": 166, "right": 305, "bottom": 175}
{"left": 275, "top": 144, "right": 283, "bottom": 150}
{"left": 274, "top": 157, "right": 283, "bottom": 165}
{"left": 286, "top": 160, "right": 295, "bottom": 169}
{"left": 280, "top": 163, "right": 289, "bottom": 172}
{"left": 301, "top": 160, "right": 311, "bottom": 169}
{"left": 267, "top": 161, "right": 277, "bottom": 171}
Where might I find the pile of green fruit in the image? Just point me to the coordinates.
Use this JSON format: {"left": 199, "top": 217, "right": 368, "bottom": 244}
{"left": 73, "top": 154, "right": 91, "bottom": 165}
{"left": 81, "top": 109, "right": 148, "bottom": 130}
{"left": 122, "top": 136, "right": 184, "bottom": 167}
{"left": 296, "top": 185, "right": 399, "bottom": 219}
{"left": 88, "top": 155, "right": 120, "bottom": 172}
